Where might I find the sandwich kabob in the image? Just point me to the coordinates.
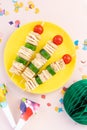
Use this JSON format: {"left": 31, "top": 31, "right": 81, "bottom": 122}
{"left": 22, "top": 34, "right": 63, "bottom": 81}
{"left": 25, "top": 54, "right": 72, "bottom": 91}
{"left": 10, "top": 24, "right": 44, "bottom": 75}
{"left": 9, "top": 22, "right": 72, "bottom": 91}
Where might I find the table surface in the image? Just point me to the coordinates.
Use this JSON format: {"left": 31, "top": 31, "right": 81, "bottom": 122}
{"left": 0, "top": 0, "right": 87, "bottom": 130}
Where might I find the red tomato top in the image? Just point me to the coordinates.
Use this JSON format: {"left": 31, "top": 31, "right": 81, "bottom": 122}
{"left": 52, "top": 35, "right": 63, "bottom": 45}
{"left": 62, "top": 54, "right": 72, "bottom": 64}
{"left": 33, "top": 25, "right": 44, "bottom": 34}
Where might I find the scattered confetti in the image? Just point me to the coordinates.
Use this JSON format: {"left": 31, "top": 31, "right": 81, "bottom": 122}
{"left": 41, "top": 95, "right": 46, "bottom": 99}
{"left": 82, "top": 75, "right": 87, "bottom": 79}
{"left": 82, "top": 39, "right": 87, "bottom": 50}
{"left": 55, "top": 106, "right": 58, "bottom": 112}
{"left": 74, "top": 40, "right": 79, "bottom": 49}
{"left": 84, "top": 39, "right": 87, "bottom": 44}
{"left": 0, "top": 8, "right": 9, "bottom": 16}
{"left": 9, "top": 21, "right": 14, "bottom": 25}
{"left": 59, "top": 98, "right": 63, "bottom": 104}
{"left": 80, "top": 60, "right": 86, "bottom": 64}
{"left": 55, "top": 107, "right": 63, "bottom": 113}
{"left": 25, "top": 1, "right": 35, "bottom": 11}
{"left": 35, "top": 8, "right": 40, "bottom": 14}
{"left": 5, "top": 11, "right": 9, "bottom": 16}
{"left": 58, "top": 108, "right": 63, "bottom": 112}
{"left": 82, "top": 45, "right": 87, "bottom": 50}
{"left": 15, "top": 20, "right": 20, "bottom": 28}
{"left": 61, "top": 89, "right": 65, "bottom": 95}
{"left": 0, "top": 8, "right": 5, "bottom": 16}
{"left": 25, "top": 7, "right": 29, "bottom": 11}
{"left": 14, "top": 2, "right": 23, "bottom": 13}
{"left": 47, "top": 103, "right": 51, "bottom": 107}
{"left": 63, "top": 87, "right": 67, "bottom": 91}
{"left": 74, "top": 40, "right": 79, "bottom": 46}
{"left": 28, "top": 1, "right": 35, "bottom": 9}
{"left": 8, "top": 20, "right": 20, "bottom": 28}
{"left": 25, "top": 1, "right": 40, "bottom": 14}
{"left": 61, "top": 86, "right": 67, "bottom": 95}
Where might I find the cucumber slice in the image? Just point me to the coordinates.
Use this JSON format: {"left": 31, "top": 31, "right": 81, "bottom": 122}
{"left": 25, "top": 42, "right": 36, "bottom": 51}
{"left": 16, "top": 56, "right": 28, "bottom": 65}
{"left": 40, "top": 49, "right": 51, "bottom": 60}
{"left": 46, "top": 65, "right": 56, "bottom": 75}
{"left": 35, "top": 76, "right": 42, "bottom": 84}
{"left": 28, "top": 62, "right": 39, "bottom": 74}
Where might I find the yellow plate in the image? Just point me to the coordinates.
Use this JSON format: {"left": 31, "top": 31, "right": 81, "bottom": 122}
{"left": 4, "top": 21, "right": 76, "bottom": 94}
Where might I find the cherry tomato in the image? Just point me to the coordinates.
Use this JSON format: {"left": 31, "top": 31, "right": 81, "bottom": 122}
{"left": 62, "top": 54, "right": 72, "bottom": 64}
{"left": 53, "top": 35, "right": 63, "bottom": 45}
{"left": 33, "top": 25, "right": 43, "bottom": 34}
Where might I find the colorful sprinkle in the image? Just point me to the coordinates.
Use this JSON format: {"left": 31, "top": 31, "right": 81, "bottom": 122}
{"left": 5, "top": 11, "right": 9, "bottom": 16}
{"left": 28, "top": 1, "right": 35, "bottom": 9}
{"left": 9, "top": 21, "right": 14, "bottom": 25}
{"left": 35, "top": 8, "right": 40, "bottom": 14}
{"left": 80, "top": 60, "right": 86, "bottom": 64}
{"left": 58, "top": 107, "right": 63, "bottom": 112}
{"left": 0, "top": 8, "right": 5, "bottom": 16}
{"left": 61, "top": 89, "right": 65, "bottom": 95}
{"left": 75, "top": 46, "right": 79, "bottom": 49}
{"left": 8, "top": 20, "right": 20, "bottom": 27}
{"left": 14, "top": 2, "right": 23, "bottom": 13}
{"left": 55, "top": 107, "right": 63, "bottom": 113}
{"left": 84, "top": 39, "right": 87, "bottom": 45}
{"left": 82, "top": 75, "right": 87, "bottom": 79}
{"left": 55, "top": 106, "right": 58, "bottom": 112}
{"left": 61, "top": 86, "right": 68, "bottom": 94}
{"left": 74, "top": 40, "right": 79, "bottom": 49}
{"left": 82, "top": 45, "right": 87, "bottom": 50}
{"left": 25, "top": 7, "right": 29, "bottom": 11}
{"left": 74, "top": 40, "right": 79, "bottom": 46}
{"left": 82, "top": 39, "right": 87, "bottom": 50}
{"left": 59, "top": 98, "right": 63, "bottom": 104}
{"left": 63, "top": 86, "right": 67, "bottom": 91}
{"left": 25, "top": 1, "right": 40, "bottom": 14}
{"left": 41, "top": 95, "right": 46, "bottom": 99}
{"left": 0, "top": 8, "right": 9, "bottom": 16}
{"left": 15, "top": 20, "right": 20, "bottom": 28}
{"left": 47, "top": 103, "right": 51, "bottom": 107}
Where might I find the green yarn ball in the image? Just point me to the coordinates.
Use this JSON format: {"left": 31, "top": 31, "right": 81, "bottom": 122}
{"left": 64, "top": 79, "right": 87, "bottom": 125}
